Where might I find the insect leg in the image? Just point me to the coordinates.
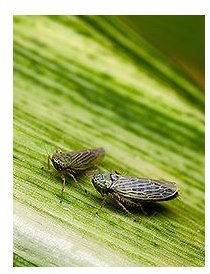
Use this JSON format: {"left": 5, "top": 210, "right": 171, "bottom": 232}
{"left": 84, "top": 169, "right": 96, "bottom": 177}
{"left": 96, "top": 196, "right": 107, "bottom": 214}
{"left": 60, "top": 172, "right": 66, "bottom": 203}
{"left": 139, "top": 203, "right": 148, "bottom": 215}
{"left": 68, "top": 173, "right": 77, "bottom": 183}
{"left": 115, "top": 199, "right": 133, "bottom": 217}
{"left": 99, "top": 196, "right": 107, "bottom": 210}
{"left": 47, "top": 155, "right": 51, "bottom": 170}
{"left": 116, "top": 200, "right": 138, "bottom": 221}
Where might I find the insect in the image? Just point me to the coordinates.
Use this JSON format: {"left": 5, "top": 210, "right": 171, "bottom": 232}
{"left": 92, "top": 171, "right": 178, "bottom": 216}
{"left": 48, "top": 147, "right": 105, "bottom": 199}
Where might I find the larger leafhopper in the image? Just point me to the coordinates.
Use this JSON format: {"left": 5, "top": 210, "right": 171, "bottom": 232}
{"left": 92, "top": 171, "right": 178, "bottom": 216}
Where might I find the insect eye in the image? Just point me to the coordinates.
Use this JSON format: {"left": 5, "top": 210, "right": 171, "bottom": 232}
{"left": 110, "top": 173, "right": 118, "bottom": 182}
{"left": 99, "top": 174, "right": 105, "bottom": 181}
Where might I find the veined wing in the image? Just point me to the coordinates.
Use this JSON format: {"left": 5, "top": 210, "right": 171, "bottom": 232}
{"left": 65, "top": 148, "right": 105, "bottom": 170}
{"left": 110, "top": 174, "right": 178, "bottom": 201}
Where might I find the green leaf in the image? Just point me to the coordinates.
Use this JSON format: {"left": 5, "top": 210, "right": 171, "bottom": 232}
{"left": 14, "top": 15, "right": 204, "bottom": 266}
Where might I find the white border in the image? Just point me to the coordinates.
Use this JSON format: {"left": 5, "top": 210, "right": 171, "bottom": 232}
{"left": 0, "top": 1, "right": 13, "bottom": 273}
{"left": 7, "top": 0, "right": 210, "bottom": 15}
{"left": 0, "top": 0, "right": 208, "bottom": 274}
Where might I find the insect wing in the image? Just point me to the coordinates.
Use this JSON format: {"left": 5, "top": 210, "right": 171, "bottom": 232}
{"left": 66, "top": 148, "right": 105, "bottom": 171}
{"left": 110, "top": 175, "right": 178, "bottom": 201}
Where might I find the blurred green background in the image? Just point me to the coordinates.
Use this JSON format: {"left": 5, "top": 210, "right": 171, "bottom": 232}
{"left": 119, "top": 16, "right": 205, "bottom": 89}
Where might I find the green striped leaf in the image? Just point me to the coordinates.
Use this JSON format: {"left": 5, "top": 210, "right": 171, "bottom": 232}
{"left": 14, "top": 15, "right": 204, "bottom": 266}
